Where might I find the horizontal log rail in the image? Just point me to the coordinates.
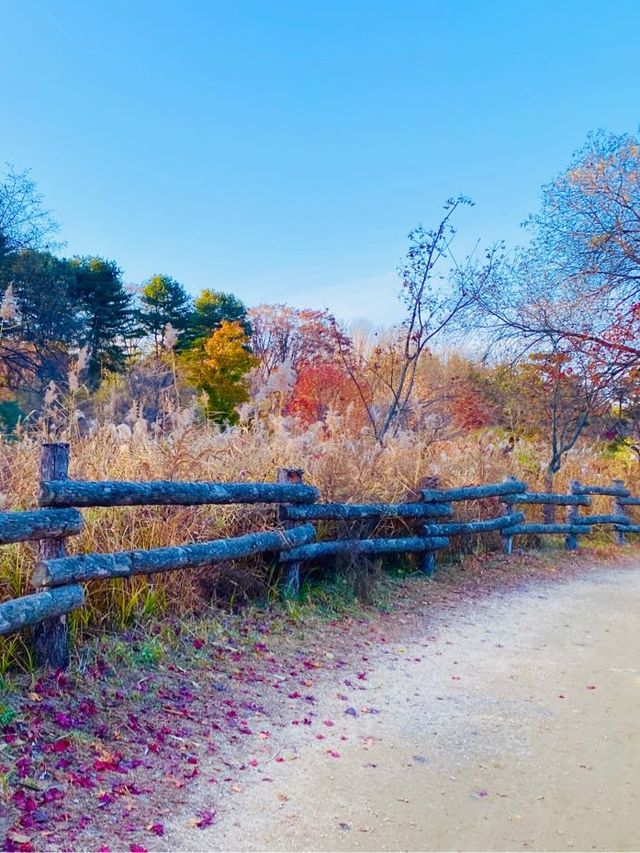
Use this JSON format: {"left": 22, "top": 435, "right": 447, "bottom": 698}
{"left": 502, "top": 523, "right": 592, "bottom": 536}
{"left": 573, "top": 484, "right": 630, "bottom": 498}
{"left": 509, "top": 493, "right": 591, "bottom": 506}
{"left": 579, "top": 514, "right": 630, "bottom": 526}
{"left": 0, "top": 585, "right": 84, "bottom": 636}
{"left": 420, "top": 481, "right": 527, "bottom": 503}
{"left": 619, "top": 496, "right": 640, "bottom": 506}
{"left": 280, "top": 536, "right": 450, "bottom": 563}
{"left": 424, "top": 512, "right": 524, "bottom": 537}
{"left": 33, "top": 524, "right": 316, "bottom": 587}
{"left": 39, "top": 479, "right": 320, "bottom": 508}
{"left": 0, "top": 508, "right": 83, "bottom": 544}
{"left": 282, "top": 501, "right": 453, "bottom": 521}
{"left": 616, "top": 523, "right": 640, "bottom": 533}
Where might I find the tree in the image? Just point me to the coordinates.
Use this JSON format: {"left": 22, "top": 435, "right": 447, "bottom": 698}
{"left": 0, "top": 164, "right": 58, "bottom": 257}
{"left": 336, "top": 198, "right": 498, "bottom": 443}
{"left": 248, "top": 304, "right": 347, "bottom": 379}
{"left": 138, "top": 274, "right": 192, "bottom": 356}
{"left": 519, "top": 350, "right": 605, "bottom": 488}
{"left": 0, "top": 250, "right": 79, "bottom": 388}
{"left": 479, "top": 132, "right": 640, "bottom": 374}
{"left": 0, "top": 167, "right": 63, "bottom": 391}
{"left": 180, "top": 320, "right": 258, "bottom": 425}
{"left": 68, "top": 257, "right": 135, "bottom": 387}
{"left": 0, "top": 283, "right": 31, "bottom": 391}
{"left": 183, "top": 289, "right": 250, "bottom": 347}
{"left": 531, "top": 130, "right": 640, "bottom": 305}
{"left": 471, "top": 131, "right": 640, "bottom": 478}
{"left": 474, "top": 277, "right": 629, "bottom": 484}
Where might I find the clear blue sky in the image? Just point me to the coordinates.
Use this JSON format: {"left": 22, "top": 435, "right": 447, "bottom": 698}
{"left": 2, "top": 1, "right": 639, "bottom": 325}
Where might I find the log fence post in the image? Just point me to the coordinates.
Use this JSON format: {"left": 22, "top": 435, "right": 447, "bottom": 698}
{"left": 612, "top": 479, "right": 628, "bottom": 546}
{"left": 420, "top": 477, "right": 440, "bottom": 575}
{"left": 565, "top": 480, "right": 581, "bottom": 551}
{"left": 277, "top": 468, "right": 305, "bottom": 597}
{"left": 421, "top": 549, "right": 437, "bottom": 576}
{"left": 500, "top": 476, "right": 519, "bottom": 556}
{"left": 33, "top": 443, "right": 72, "bottom": 669}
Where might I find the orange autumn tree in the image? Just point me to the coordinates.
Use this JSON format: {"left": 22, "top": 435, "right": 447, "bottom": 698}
{"left": 180, "top": 320, "right": 258, "bottom": 425}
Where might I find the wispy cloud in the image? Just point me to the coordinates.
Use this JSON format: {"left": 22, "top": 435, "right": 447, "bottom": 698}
{"left": 282, "top": 270, "right": 404, "bottom": 326}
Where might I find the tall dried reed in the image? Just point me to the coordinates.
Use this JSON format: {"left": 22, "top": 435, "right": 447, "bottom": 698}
{"left": 0, "top": 416, "right": 636, "bottom": 649}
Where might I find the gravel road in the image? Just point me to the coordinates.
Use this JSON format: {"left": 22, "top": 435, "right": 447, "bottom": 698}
{"left": 169, "top": 561, "right": 640, "bottom": 852}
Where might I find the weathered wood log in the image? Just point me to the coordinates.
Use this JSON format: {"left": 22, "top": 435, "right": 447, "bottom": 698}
{"left": 509, "top": 493, "right": 591, "bottom": 506}
{"left": 39, "top": 479, "right": 320, "bottom": 508}
{"left": 419, "top": 476, "right": 441, "bottom": 574}
{"left": 565, "top": 480, "right": 582, "bottom": 551}
{"left": 34, "top": 444, "right": 73, "bottom": 669}
{"left": 421, "top": 550, "right": 437, "bottom": 575}
{"left": 576, "top": 514, "right": 630, "bottom": 526}
{"left": 424, "top": 511, "right": 524, "bottom": 537}
{"left": 612, "top": 480, "right": 629, "bottom": 545}
{"left": 615, "top": 524, "right": 640, "bottom": 533}
{"left": 503, "top": 523, "right": 591, "bottom": 536}
{"left": 573, "top": 484, "right": 630, "bottom": 497}
{"left": 33, "top": 524, "right": 316, "bottom": 587}
{"left": 277, "top": 468, "right": 306, "bottom": 598}
{"left": 420, "top": 481, "right": 527, "bottom": 503}
{"left": 0, "top": 585, "right": 84, "bottom": 636}
{"left": 618, "top": 496, "right": 640, "bottom": 506}
{"left": 0, "top": 508, "right": 83, "bottom": 544}
{"left": 281, "top": 536, "right": 449, "bottom": 562}
{"left": 500, "top": 478, "right": 520, "bottom": 556}
{"left": 282, "top": 502, "right": 453, "bottom": 521}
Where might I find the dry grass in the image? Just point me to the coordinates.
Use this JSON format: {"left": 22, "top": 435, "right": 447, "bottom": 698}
{"left": 0, "top": 418, "right": 637, "bottom": 656}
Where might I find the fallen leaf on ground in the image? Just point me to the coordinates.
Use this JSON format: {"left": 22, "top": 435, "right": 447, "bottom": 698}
{"left": 6, "top": 830, "right": 32, "bottom": 844}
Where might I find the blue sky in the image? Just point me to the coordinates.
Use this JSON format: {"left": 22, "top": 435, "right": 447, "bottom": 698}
{"left": 2, "top": 1, "right": 639, "bottom": 325}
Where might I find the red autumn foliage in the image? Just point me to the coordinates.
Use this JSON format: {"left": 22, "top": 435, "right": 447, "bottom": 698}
{"left": 582, "top": 302, "right": 640, "bottom": 376}
{"left": 449, "top": 377, "right": 496, "bottom": 431}
{"left": 286, "top": 362, "right": 369, "bottom": 429}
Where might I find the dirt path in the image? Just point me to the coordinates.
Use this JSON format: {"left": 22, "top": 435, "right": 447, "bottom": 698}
{"left": 168, "top": 562, "right": 640, "bottom": 852}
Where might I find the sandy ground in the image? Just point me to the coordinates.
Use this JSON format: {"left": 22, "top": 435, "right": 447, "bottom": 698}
{"left": 167, "top": 562, "right": 640, "bottom": 852}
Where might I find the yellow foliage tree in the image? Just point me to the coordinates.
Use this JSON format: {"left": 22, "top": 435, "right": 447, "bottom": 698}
{"left": 180, "top": 320, "right": 258, "bottom": 425}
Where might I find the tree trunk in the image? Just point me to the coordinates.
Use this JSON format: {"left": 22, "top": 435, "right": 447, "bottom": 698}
{"left": 543, "top": 464, "right": 559, "bottom": 523}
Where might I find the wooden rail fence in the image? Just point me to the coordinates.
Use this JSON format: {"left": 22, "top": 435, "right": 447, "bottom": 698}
{"left": 0, "top": 443, "right": 638, "bottom": 669}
